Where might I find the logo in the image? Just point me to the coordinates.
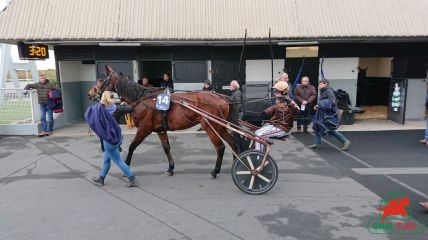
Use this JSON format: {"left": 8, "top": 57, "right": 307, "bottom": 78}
{"left": 367, "top": 192, "right": 425, "bottom": 235}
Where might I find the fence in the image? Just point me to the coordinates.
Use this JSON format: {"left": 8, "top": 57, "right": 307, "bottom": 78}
{"left": 0, "top": 88, "right": 38, "bottom": 124}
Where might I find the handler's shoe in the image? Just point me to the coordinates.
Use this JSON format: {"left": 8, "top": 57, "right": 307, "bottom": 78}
{"left": 38, "top": 132, "right": 47, "bottom": 137}
{"left": 308, "top": 144, "right": 320, "bottom": 149}
{"left": 419, "top": 139, "right": 427, "bottom": 144}
{"left": 341, "top": 140, "right": 351, "bottom": 151}
{"left": 419, "top": 201, "right": 428, "bottom": 209}
{"left": 92, "top": 176, "right": 105, "bottom": 186}
{"left": 126, "top": 175, "right": 138, "bottom": 188}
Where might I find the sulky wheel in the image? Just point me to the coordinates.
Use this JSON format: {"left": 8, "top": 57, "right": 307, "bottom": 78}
{"left": 231, "top": 150, "right": 278, "bottom": 195}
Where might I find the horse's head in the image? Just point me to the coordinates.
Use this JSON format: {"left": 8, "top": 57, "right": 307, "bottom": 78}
{"left": 87, "top": 65, "right": 119, "bottom": 101}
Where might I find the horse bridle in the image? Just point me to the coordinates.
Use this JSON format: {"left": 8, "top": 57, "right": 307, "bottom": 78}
{"left": 92, "top": 72, "right": 115, "bottom": 100}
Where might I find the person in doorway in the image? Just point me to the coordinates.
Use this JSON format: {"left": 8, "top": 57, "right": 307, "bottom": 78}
{"left": 141, "top": 77, "right": 153, "bottom": 88}
{"left": 294, "top": 76, "right": 317, "bottom": 133}
{"left": 159, "top": 72, "right": 174, "bottom": 92}
{"left": 230, "top": 80, "right": 243, "bottom": 120}
{"left": 24, "top": 74, "right": 59, "bottom": 137}
{"left": 256, "top": 81, "right": 299, "bottom": 151}
{"left": 308, "top": 79, "right": 351, "bottom": 151}
{"left": 419, "top": 92, "right": 428, "bottom": 146}
{"left": 202, "top": 79, "right": 213, "bottom": 91}
{"left": 277, "top": 72, "right": 289, "bottom": 83}
{"left": 84, "top": 91, "right": 138, "bottom": 187}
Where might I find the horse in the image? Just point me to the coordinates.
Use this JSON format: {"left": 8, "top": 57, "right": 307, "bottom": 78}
{"left": 88, "top": 66, "right": 239, "bottom": 178}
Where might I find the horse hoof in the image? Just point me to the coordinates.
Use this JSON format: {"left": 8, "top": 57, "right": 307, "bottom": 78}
{"left": 164, "top": 171, "right": 174, "bottom": 176}
{"left": 210, "top": 172, "right": 217, "bottom": 179}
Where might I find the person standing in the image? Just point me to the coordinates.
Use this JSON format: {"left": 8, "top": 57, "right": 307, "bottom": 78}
{"left": 202, "top": 80, "right": 213, "bottom": 91}
{"left": 24, "top": 74, "right": 58, "bottom": 137}
{"left": 159, "top": 72, "right": 174, "bottom": 92}
{"left": 294, "top": 76, "right": 317, "bottom": 133}
{"left": 141, "top": 77, "right": 153, "bottom": 88}
{"left": 419, "top": 92, "right": 428, "bottom": 146}
{"left": 230, "top": 80, "right": 243, "bottom": 119}
{"left": 85, "top": 91, "right": 138, "bottom": 187}
{"left": 308, "top": 79, "right": 351, "bottom": 151}
{"left": 278, "top": 72, "right": 289, "bottom": 83}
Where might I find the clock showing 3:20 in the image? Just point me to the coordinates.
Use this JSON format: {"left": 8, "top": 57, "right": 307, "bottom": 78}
{"left": 17, "top": 42, "right": 49, "bottom": 60}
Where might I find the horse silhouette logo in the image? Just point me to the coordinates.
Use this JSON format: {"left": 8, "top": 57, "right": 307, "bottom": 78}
{"left": 377, "top": 196, "right": 410, "bottom": 222}
{"left": 367, "top": 192, "right": 425, "bottom": 235}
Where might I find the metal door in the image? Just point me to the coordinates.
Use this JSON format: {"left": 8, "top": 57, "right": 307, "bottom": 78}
{"left": 211, "top": 60, "right": 245, "bottom": 95}
{"left": 96, "top": 61, "right": 133, "bottom": 81}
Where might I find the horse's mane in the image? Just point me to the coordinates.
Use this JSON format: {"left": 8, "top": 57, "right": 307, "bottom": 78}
{"left": 116, "top": 76, "right": 162, "bottom": 102}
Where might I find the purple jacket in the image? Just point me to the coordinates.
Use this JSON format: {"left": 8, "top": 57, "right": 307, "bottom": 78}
{"left": 84, "top": 103, "right": 122, "bottom": 145}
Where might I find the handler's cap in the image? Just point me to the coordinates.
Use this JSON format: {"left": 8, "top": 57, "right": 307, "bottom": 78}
{"left": 273, "top": 81, "right": 289, "bottom": 92}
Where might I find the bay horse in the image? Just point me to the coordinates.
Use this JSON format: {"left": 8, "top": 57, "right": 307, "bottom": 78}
{"left": 88, "top": 66, "right": 239, "bottom": 178}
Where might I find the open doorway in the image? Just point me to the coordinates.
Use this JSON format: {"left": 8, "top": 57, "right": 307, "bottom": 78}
{"left": 139, "top": 61, "right": 172, "bottom": 87}
{"left": 357, "top": 58, "right": 392, "bottom": 120}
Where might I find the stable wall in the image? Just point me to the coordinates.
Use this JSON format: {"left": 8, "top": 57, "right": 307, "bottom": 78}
{"left": 246, "top": 59, "right": 284, "bottom": 84}
{"left": 405, "top": 79, "right": 427, "bottom": 120}
{"left": 58, "top": 61, "right": 96, "bottom": 124}
{"left": 321, "top": 58, "right": 358, "bottom": 106}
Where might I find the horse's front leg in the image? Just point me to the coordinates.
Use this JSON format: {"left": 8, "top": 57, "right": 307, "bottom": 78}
{"left": 203, "top": 122, "right": 226, "bottom": 179}
{"left": 125, "top": 129, "right": 150, "bottom": 166}
{"left": 211, "top": 144, "right": 225, "bottom": 179}
{"left": 157, "top": 131, "right": 174, "bottom": 176}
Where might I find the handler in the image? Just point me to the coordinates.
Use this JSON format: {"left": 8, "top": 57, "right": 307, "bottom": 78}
{"left": 85, "top": 91, "right": 138, "bottom": 187}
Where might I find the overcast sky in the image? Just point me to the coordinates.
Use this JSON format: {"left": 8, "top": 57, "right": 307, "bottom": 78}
{"left": 0, "top": 0, "right": 56, "bottom": 70}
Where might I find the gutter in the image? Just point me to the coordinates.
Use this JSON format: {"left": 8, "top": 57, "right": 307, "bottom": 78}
{"left": 0, "top": 37, "right": 427, "bottom": 46}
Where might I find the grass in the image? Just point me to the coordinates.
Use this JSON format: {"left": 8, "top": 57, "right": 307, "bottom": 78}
{"left": 0, "top": 98, "right": 32, "bottom": 124}
{"left": 6, "top": 70, "right": 57, "bottom": 84}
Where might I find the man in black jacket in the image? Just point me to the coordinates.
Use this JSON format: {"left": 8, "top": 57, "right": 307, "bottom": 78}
{"left": 159, "top": 72, "right": 174, "bottom": 92}
{"left": 230, "top": 80, "right": 243, "bottom": 119}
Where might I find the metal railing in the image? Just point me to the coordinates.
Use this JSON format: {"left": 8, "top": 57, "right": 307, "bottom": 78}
{"left": 0, "top": 88, "right": 38, "bottom": 124}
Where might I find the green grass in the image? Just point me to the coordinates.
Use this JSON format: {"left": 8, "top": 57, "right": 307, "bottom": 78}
{"left": 0, "top": 99, "right": 32, "bottom": 124}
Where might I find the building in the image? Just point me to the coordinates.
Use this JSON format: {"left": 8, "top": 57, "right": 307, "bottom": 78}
{"left": 0, "top": 0, "right": 427, "bottom": 132}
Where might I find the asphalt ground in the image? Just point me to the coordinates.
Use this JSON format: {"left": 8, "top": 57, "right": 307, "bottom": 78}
{"left": 293, "top": 130, "right": 428, "bottom": 229}
{"left": 0, "top": 130, "right": 427, "bottom": 240}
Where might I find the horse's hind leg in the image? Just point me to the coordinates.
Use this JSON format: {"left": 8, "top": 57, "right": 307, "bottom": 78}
{"left": 157, "top": 131, "right": 174, "bottom": 176}
{"left": 126, "top": 129, "right": 150, "bottom": 166}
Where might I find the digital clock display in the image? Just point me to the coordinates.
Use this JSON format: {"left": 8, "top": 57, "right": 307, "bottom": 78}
{"left": 17, "top": 42, "right": 49, "bottom": 60}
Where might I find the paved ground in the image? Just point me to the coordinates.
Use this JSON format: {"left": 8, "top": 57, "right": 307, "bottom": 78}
{"left": 294, "top": 130, "right": 428, "bottom": 228}
{"left": 0, "top": 128, "right": 427, "bottom": 240}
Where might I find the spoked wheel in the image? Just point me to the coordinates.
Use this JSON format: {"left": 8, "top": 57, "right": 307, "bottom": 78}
{"left": 231, "top": 150, "right": 278, "bottom": 195}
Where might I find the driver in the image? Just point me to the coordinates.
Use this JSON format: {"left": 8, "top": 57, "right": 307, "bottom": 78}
{"left": 255, "top": 81, "right": 299, "bottom": 151}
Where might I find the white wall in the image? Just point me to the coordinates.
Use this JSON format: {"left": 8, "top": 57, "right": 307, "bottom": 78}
{"left": 58, "top": 61, "right": 80, "bottom": 83}
{"left": 322, "top": 58, "right": 358, "bottom": 107}
{"left": 246, "top": 59, "right": 284, "bottom": 83}
{"left": 322, "top": 58, "right": 358, "bottom": 80}
{"left": 79, "top": 64, "right": 96, "bottom": 82}
{"left": 359, "top": 58, "right": 392, "bottom": 77}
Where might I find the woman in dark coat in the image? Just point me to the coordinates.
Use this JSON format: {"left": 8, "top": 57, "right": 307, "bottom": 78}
{"left": 85, "top": 91, "right": 138, "bottom": 187}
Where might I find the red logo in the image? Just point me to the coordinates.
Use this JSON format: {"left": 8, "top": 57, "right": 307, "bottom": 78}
{"left": 368, "top": 192, "right": 424, "bottom": 235}
{"left": 377, "top": 196, "right": 410, "bottom": 222}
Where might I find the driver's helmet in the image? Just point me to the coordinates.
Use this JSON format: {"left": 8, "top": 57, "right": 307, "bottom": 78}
{"left": 273, "top": 81, "right": 289, "bottom": 93}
